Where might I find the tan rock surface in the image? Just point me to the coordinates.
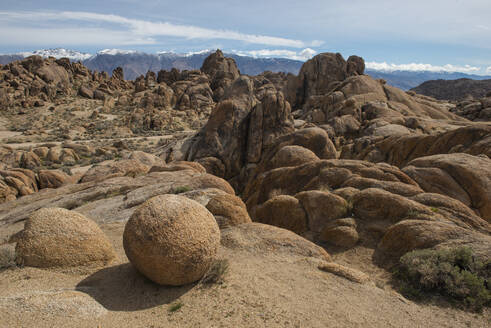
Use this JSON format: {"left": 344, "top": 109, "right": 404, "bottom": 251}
{"left": 14, "top": 208, "right": 115, "bottom": 268}
{"left": 123, "top": 194, "right": 220, "bottom": 286}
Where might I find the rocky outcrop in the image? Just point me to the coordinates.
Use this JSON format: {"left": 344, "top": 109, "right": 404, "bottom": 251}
{"left": 402, "top": 153, "right": 491, "bottom": 222}
{"left": 341, "top": 124, "right": 491, "bottom": 166}
{"left": 241, "top": 129, "right": 490, "bottom": 262}
{"left": 201, "top": 50, "right": 240, "bottom": 101}
{"left": 287, "top": 53, "right": 365, "bottom": 108}
{"left": 0, "top": 162, "right": 240, "bottom": 227}
{"left": 450, "top": 96, "right": 491, "bottom": 121}
{"left": 411, "top": 78, "right": 491, "bottom": 101}
{"left": 169, "top": 75, "right": 295, "bottom": 188}
{"left": 123, "top": 194, "right": 220, "bottom": 285}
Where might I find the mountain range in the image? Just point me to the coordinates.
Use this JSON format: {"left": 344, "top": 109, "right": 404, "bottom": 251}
{"left": 1, "top": 48, "right": 490, "bottom": 90}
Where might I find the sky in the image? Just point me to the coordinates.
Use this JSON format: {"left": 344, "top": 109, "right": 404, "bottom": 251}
{"left": 1, "top": 0, "right": 490, "bottom": 74}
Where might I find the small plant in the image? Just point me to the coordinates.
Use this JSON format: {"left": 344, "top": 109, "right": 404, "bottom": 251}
{"left": 393, "top": 247, "right": 490, "bottom": 312}
{"left": 0, "top": 247, "right": 17, "bottom": 270}
{"left": 171, "top": 185, "right": 192, "bottom": 194}
{"left": 201, "top": 259, "right": 229, "bottom": 285}
{"left": 168, "top": 301, "right": 184, "bottom": 313}
{"left": 430, "top": 207, "right": 440, "bottom": 213}
{"left": 345, "top": 198, "right": 354, "bottom": 216}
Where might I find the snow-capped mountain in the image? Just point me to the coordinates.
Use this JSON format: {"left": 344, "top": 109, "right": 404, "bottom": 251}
{"left": 1, "top": 48, "right": 490, "bottom": 90}
{"left": 97, "top": 49, "right": 139, "bottom": 56}
{"left": 18, "top": 48, "right": 93, "bottom": 61}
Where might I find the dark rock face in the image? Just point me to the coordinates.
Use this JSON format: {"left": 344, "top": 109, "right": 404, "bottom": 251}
{"left": 201, "top": 50, "right": 240, "bottom": 101}
{"left": 450, "top": 96, "right": 491, "bottom": 121}
{"left": 184, "top": 76, "right": 294, "bottom": 186}
{"left": 287, "top": 52, "right": 365, "bottom": 108}
{"left": 411, "top": 78, "right": 491, "bottom": 101}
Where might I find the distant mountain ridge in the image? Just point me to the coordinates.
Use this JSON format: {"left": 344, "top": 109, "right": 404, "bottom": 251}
{"left": 410, "top": 78, "right": 491, "bottom": 101}
{"left": 1, "top": 48, "right": 490, "bottom": 89}
{"left": 367, "top": 70, "right": 491, "bottom": 91}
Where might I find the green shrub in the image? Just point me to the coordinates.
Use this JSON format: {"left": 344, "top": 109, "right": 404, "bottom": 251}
{"left": 394, "top": 247, "right": 490, "bottom": 311}
{"left": 171, "top": 186, "right": 192, "bottom": 194}
{"left": 168, "top": 301, "right": 184, "bottom": 313}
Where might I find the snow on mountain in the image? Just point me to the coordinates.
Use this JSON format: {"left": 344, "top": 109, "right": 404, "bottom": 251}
{"left": 183, "top": 49, "right": 213, "bottom": 57}
{"left": 19, "top": 48, "right": 92, "bottom": 61}
{"left": 97, "top": 49, "right": 139, "bottom": 56}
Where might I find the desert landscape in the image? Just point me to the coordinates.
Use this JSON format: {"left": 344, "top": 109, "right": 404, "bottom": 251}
{"left": 0, "top": 48, "right": 489, "bottom": 327}
{"left": 1, "top": 1, "right": 491, "bottom": 326}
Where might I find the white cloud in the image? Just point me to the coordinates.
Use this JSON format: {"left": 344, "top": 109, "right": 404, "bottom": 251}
{"left": 0, "top": 11, "right": 308, "bottom": 48}
{"left": 486, "top": 66, "right": 491, "bottom": 74}
{"left": 366, "top": 61, "right": 481, "bottom": 74}
{"left": 232, "top": 48, "right": 317, "bottom": 61}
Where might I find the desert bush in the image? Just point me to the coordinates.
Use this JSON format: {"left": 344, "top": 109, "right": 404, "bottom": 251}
{"left": 168, "top": 301, "right": 184, "bottom": 313}
{"left": 0, "top": 246, "right": 17, "bottom": 270}
{"left": 201, "top": 259, "right": 229, "bottom": 285}
{"left": 394, "top": 247, "right": 490, "bottom": 311}
{"left": 171, "top": 185, "right": 192, "bottom": 194}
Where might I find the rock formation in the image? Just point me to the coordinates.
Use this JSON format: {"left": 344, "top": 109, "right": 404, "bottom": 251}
{"left": 13, "top": 208, "right": 115, "bottom": 268}
{"left": 123, "top": 194, "right": 220, "bottom": 285}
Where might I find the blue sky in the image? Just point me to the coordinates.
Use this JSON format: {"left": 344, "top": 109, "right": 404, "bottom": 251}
{"left": 1, "top": 0, "right": 490, "bottom": 74}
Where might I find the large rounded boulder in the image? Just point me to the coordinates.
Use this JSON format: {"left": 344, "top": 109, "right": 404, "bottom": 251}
{"left": 14, "top": 208, "right": 116, "bottom": 268}
{"left": 123, "top": 194, "right": 220, "bottom": 286}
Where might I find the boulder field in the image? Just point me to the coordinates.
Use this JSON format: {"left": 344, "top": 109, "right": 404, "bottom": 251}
{"left": 0, "top": 50, "right": 490, "bottom": 326}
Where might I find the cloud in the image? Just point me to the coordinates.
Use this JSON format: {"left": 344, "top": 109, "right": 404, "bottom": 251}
{"left": 0, "top": 11, "right": 309, "bottom": 48}
{"left": 0, "top": 27, "right": 156, "bottom": 47}
{"left": 232, "top": 48, "right": 316, "bottom": 61}
{"left": 487, "top": 66, "right": 491, "bottom": 74}
{"left": 366, "top": 61, "right": 481, "bottom": 74}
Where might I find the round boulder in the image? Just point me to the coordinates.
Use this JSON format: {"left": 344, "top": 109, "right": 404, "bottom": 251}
{"left": 123, "top": 194, "right": 220, "bottom": 286}
{"left": 271, "top": 145, "right": 320, "bottom": 169}
{"left": 15, "top": 208, "right": 116, "bottom": 268}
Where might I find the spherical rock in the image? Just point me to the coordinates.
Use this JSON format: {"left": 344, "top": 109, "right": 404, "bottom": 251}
{"left": 15, "top": 208, "right": 116, "bottom": 268}
{"left": 271, "top": 145, "right": 320, "bottom": 169}
{"left": 123, "top": 194, "right": 220, "bottom": 286}
{"left": 320, "top": 225, "right": 359, "bottom": 248}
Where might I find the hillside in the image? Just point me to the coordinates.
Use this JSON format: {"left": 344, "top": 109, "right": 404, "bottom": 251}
{"left": 411, "top": 78, "right": 491, "bottom": 101}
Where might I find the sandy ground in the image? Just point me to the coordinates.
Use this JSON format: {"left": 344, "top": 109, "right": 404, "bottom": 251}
{"left": 0, "top": 221, "right": 489, "bottom": 328}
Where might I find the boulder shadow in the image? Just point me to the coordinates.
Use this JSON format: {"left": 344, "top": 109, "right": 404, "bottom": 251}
{"left": 76, "top": 263, "right": 194, "bottom": 311}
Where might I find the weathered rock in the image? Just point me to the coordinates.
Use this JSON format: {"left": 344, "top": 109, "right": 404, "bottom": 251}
{"left": 378, "top": 219, "right": 491, "bottom": 259}
{"left": 180, "top": 188, "right": 251, "bottom": 228}
{"left": 38, "top": 170, "right": 71, "bottom": 189}
{"left": 288, "top": 52, "right": 362, "bottom": 107}
{"left": 221, "top": 223, "right": 331, "bottom": 262}
{"left": 127, "top": 151, "right": 165, "bottom": 167}
{"left": 79, "top": 86, "right": 94, "bottom": 99}
{"left": 320, "top": 225, "right": 359, "bottom": 248}
{"left": 318, "top": 261, "right": 369, "bottom": 284}
{"left": 255, "top": 195, "right": 308, "bottom": 234}
{"left": 123, "top": 194, "right": 220, "bottom": 286}
{"left": 271, "top": 145, "right": 320, "bottom": 169}
{"left": 295, "top": 190, "right": 349, "bottom": 233}
{"left": 80, "top": 159, "right": 150, "bottom": 183}
{"left": 201, "top": 50, "right": 240, "bottom": 101}
{"left": 403, "top": 153, "right": 491, "bottom": 221}
{"left": 14, "top": 208, "right": 115, "bottom": 268}
{"left": 352, "top": 188, "right": 432, "bottom": 223}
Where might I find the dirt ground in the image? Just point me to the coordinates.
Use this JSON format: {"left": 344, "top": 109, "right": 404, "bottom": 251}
{"left": 1, "top": 221, "right": 489, "bottom": 328}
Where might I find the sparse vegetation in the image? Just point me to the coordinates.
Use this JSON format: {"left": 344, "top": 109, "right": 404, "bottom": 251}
{"left": 201, "top": 259, "right": 229, "bottom": 285}
{"left": 171, "top": 185, "right": 192, "bottom": 194}
{"left": 168, "top": 301, "right": 184, "bottom": 313}
{"left": 393, "top": 247, "right": 491, "bottom": 312}
{"left": 0, "top": 246, "right": 17, "bottom": 270}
